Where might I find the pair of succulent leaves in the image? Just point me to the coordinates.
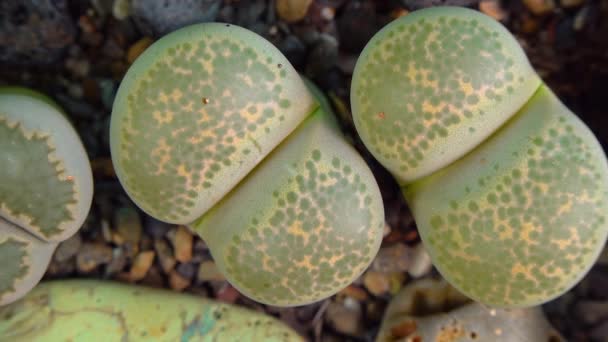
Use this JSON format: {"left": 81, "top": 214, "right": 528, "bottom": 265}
{"left": 2, "top": 7, "right": 607, "bottom": 309}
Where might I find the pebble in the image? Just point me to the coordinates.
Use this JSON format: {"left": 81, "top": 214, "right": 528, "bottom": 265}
{"left": 278, "top": 35, "right": 307, "bottom": 69}
{"left": 131, "top": 0, "right": 221, "bottom": 37}
{"left": 91, "top": 158, "right": 116, "bottom": 179}
{"left": 197, "top": 260, "right": 225, "bottom": 282}
{"left": 113, "top": 0, "right": 131, "bottom": 20}
{"left": 53, "top": 234, "right": 82, "bottom": 263}
{"left": 363, "top": 270, "right": 391, "bottom": 297}
{"left": 215, "top": 284, "right": 240, "bottom": 304}
{"left": 325, "top": 300, "right": 363, "bottom": 336}
{"left": 46, "top": 258, "right": 75, "bottom": 277}
{"left": 113, "top": 206, "right": 143, "bottom": 257}
{"left": 76, "top": 242, "right": 113, "bottom": 273}
{"left": 105, "top": 247, "right": 127, "bottom": 276}
{"left": 338, "top": 285, "right": 369, "bottom": 301}
{"left": 154, "top": 238, "right": 176, "bottom": 273}
{"left": 126, "top": 37, "right": 154, "bottom": 64}
{"left": 99, "top": 78, "right": 117, "bottom": 110}
{"left": 65, "top": 58, "right": 91, "bottom": 78}
{"left": 574, "top": 301, "right": 608, "bottom": 325}
{"left": 169, "top": 270, "right": 191, "bottom": 291}
{"left": 590, "top": 320, "right": 608, "bottom": 342}
{"left": 306, "top": 34, "right": 339, "bottom": 78}
{"left": 176, "top": 262, "right": 197, "bottom": 280}
{"left": 372, "top": 243, "right": 412, "bottom": 273}
{"left": 523, "top": 0, "right": 556, "bottom": 15}
{"left": 140, "top": 265, "right": 164, "bottom": 288}
{"left": 171, "top": 226, "right": 194, "bottom": 263}
{"left": 337, "top": 1, "right": 378, "bottom": 53}
{"left": 479, "top": 0, "right": 508, "bottom": 21}
{"left": 144, "top": 216, "right": 172, "bottom": 239}
{"left": 408, "top": 243, "right": 433, "bottom": 278}
{"left": 401, "top": 0, "right": 481, "bottom": 10}
{"left": 0, "top": 0, "right": 76, "bottom": 65}
{"left": 235, "top": 0, "right": 267, "bottom": 29}
{"left": 276, "top": 0, "right": 313, "bottom": 23}
{"left": 129, "top": 250, "right": 155, "bottom": 281}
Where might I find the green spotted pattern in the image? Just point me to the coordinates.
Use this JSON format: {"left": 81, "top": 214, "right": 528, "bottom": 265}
{"left": 112, "top": 23, "right": 313, "bottom": 224}
{"left": 0, "top": 117, "right": 76, "bottom": 240}
{"left": 407, "top": 87, "right": 608, "bottom": 307}
{"left": 0, "top": 238, "right": 28, "bottom": 298}
{"left": 352, "top": 7, "right": 539, "bottom": 183}
{"left": 223, "top": 149, "right": 382, "bottom": 305}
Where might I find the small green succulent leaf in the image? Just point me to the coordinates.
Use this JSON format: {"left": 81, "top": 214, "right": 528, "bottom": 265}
{"left": 193, "top": 109, "right": 384, "bottom": 306}
{"left": 0, "top": 88, "right": 93, "bottom": 242}
{"left": 405, "top": 86, "right": 608, "bottom": 307}
{"left": 0, "top": 280, "right": 303, "bottom": 341}
{"left": 351, "top": 7, "right": 540, "bottom": 184}
{"left": 111, "top": 23, "right": 317, "bottom": 225}
{"left": 377, "top": 279, "right": 563, "bottom": 342}
{"left": 0, "top": 218, "right": 56, "bottom": 306}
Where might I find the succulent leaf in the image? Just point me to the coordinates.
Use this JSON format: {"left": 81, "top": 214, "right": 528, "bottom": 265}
{"left": 377, "top": 279, "right": 563, "bottom": 342}
{"left": 0, "top": 88, "right": 92, "bottom": 305}
{"left": 0, "top": 280, "right": 303, "bottom": 341}
{"left": 0, "top": 88, "right": 93, "bottom": 242}
{"left": 405, "top": 86, "right": 608, "bottom": 307}
{"left": 193, "top": 109, "right": 384, "bottom": 306}
{"left": 111, "top": 23, "right": 316, "bottom": 225}
{"left": 0, "top": 218, "right": 56, "bottom": 306}
{"left": 351, "top": 7, "right": 540, "bottom": 184}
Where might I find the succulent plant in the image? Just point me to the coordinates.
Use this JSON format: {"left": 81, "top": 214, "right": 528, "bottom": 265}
{"left": 0, "top": 87, "right": 93, "bottom": 305}
{"left": 0, "top": 280, "right": 303, "bottom": 341}
{"left": 351, "top": 7, "right": 608, "bottom": 307}
{"left": 376, "top": 278, "right": 564, "bottom": 341}
{"left": 110, "top": 23, "right": 385, "bottom": 306}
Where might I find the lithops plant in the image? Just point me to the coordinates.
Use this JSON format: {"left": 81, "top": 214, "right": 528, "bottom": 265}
{"left": 351, "top": 7, "right": 608, "bottom": 307}
{"left": 376, "top": 278, "right": 564, "bottom": 341}
{"left": 0, "top": 88, "right": 93, "bottom": 306}
{"left": 110, "top": 23, "right": 384, "bottom": 306}
{"left": 0, "top": 280, "right": 303, "bottom": 341}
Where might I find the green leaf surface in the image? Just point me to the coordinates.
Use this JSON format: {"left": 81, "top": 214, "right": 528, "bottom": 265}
{"left": 405, "top": 86, "right": 608, "bottom": 307}
{"left": 111, "top": 23, "right": 316, "bottom": 225}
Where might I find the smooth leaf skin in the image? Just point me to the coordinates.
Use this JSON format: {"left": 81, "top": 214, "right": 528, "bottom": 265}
{"left": 0, "top": 87, "right": 93, "bottom": 242}
{"left": 0, "top": 280, "right": 303, "bottom": 341}
{"left": 110, "top": 23, "right": 316, "bottom": 225}
{"left": 0, "top": 87, "right": 93, "bottom": 306}
{"left": 405, "top": 86, "right": 608, "bottom": 307}
{"left": 376, "top": 279, "right": 563, "bottom": 342}
{"left": 193, "top": 109, "right": 384, "bottom": 306}
{"left": 351, "top": 7, "right": 541, "bottom": 184}
{"left": 0, "top": 218, "right": 56, "bottom": 306}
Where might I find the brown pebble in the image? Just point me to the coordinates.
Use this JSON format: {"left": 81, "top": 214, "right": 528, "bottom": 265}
{"left": 197, "top": 260, "right": 225, "bottom": 282}
{"left": 140, "top": 265, "right": 165, "bottom": 288}
{"left": 127, "top": 37, "right": 153, "bottom": 64}
{"left": 154, "top": 239, "right": 176, "bottom": 273}
{"left": 338, "top": 285, "right": 369, "bottom": 301}
{"left": 326, "top": 300, "right": 363, "bottom": 336}
{"left": 522, "top": 0, "right": 555, "bottom": 15}
{"left": 390, "top": 320, "right": 418, "bottom": 339}
{"left": 76, "top": 242, "right": 113, "bottom": 273}
{"left": 216, "top": 284, "right": 240, "bottom": 304}
{"left": 129, "top": 250, "right": 155, "bottom": 281}
{"left": 479, "top": 0, "right": 507, "bottom": 21}
{"left": 90, "top": 158, "right": 116, "bottom": 178}
{"left": 373, "top": 243, "right": 412, "bottom": 273}
{"left": 363, "top": 271, "right": 391, "bottom": 297}
{"left": 173, "top": 226, "right": 193, "bottom": 263}
{"left": 169, "top": 270, "right": 191, "bottom": 291}
{"left": 276, "top": 0, "right": 313, "bottom": 23}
